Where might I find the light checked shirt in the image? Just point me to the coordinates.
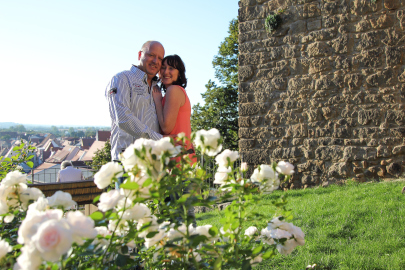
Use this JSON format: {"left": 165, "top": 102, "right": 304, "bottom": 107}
{"left": 106, "top": 65, "right": 162, "bottom": 160}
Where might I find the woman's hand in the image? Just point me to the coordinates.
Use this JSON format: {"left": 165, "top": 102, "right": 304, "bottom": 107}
{"left": 152, "top": 85, "right": 162, "bottom": 104}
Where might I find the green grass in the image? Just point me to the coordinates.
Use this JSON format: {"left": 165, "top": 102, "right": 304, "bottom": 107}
{"left": 196, "top": 179, "right": 405, "bottom": 269}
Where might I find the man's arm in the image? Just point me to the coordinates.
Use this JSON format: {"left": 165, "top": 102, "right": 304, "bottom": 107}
{"left": 106, "top": 75, "right": 162, "bottom": 140}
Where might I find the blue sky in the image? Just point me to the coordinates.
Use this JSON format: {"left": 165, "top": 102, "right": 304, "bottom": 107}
{"left": 0, "top": 0, "right": 238, "bottom": 127}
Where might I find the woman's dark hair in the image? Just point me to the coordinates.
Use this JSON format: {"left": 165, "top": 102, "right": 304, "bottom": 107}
{"left": 160, "top": 54, "right": 187, "bottom": 92}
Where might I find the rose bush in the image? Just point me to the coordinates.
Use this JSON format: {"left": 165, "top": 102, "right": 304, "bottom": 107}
{"left": 0, "top": 128, "right": 305, "bottom": 269}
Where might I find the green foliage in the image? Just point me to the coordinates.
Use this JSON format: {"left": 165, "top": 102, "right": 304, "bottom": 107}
{"left": 265, "top": 11, "right": 283, "bottom": 33}
{"left": 191, "top": 19, "right": 239, "bottom": 150}
{"left": 87, "top": 139, "right": 111, "bottom": 172}
{"left": 0, "top": 141, "right": 36, "bottom": 181}
{"left": 8, "top": 125, "right": 26, "bottom": 132}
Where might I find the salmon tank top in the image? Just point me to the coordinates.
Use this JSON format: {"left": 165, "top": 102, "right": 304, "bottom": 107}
{"left": 162, "top": 86, "right": 197, "bottom": 164}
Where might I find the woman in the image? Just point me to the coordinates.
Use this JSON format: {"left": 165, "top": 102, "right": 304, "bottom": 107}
{"left": 152, "top": 54, "right": 197, "bottom": 164}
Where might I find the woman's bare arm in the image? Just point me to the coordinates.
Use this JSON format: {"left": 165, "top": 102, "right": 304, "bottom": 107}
{"left": 152, "top": 85, "right": 185, "bottom": 134}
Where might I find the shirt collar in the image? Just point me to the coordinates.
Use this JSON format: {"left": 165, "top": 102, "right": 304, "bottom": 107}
{"left": 131, "top": 65, "right": 148, "bottom": 85}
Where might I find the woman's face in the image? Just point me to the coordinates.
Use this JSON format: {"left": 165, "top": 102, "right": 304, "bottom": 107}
{"left": 160, "top": 60, "right": 179, "bottom": 87}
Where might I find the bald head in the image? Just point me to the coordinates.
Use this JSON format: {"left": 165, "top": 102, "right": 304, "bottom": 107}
{"left": 138, "top": 41, "right": 165, "bottom": 85}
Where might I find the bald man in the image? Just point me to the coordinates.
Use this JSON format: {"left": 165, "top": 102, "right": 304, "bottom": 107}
{"left": 106, "top": 41, "right": 165, "bottom": 161}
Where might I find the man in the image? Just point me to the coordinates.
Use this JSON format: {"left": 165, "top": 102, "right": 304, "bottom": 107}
{"left": 106, "top": 41, "right": 165, "bottom": 161}
{"left": 57, "top": 161, "right": 84, "bottom": 182}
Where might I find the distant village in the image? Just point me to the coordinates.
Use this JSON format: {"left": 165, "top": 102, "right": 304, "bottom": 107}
{"left": 0, "top": 129, "right": 110, "bottom": 183}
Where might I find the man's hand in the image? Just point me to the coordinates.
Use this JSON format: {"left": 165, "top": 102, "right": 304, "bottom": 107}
{"left": 152, "top": 85, "right": 163, "bottom": 105}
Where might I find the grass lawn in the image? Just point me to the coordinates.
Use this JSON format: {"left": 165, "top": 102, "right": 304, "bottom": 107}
{"left": 196, "top": 179, "right": 405, "bottom": 269}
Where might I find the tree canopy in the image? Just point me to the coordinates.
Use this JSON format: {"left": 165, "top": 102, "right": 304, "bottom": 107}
{"left": 191, "top": 19, "right": 239, "bottom": 150}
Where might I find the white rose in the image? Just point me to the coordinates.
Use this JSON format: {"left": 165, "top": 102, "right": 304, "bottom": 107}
{"left": 193, "top": 225, "right": 213, "bottom": 239}
{"left": 290, "top": 225, "right": 305, "bottom": 246}
{"left": 213, "top": 167, "right": 232, "bottom": 185}
{"left": 241, "top": 162, "right": 248, "bottom": 173}
{"left": 0, "top": 183, "right": 28, "bottom": 208}
{"left": 94, "top": 162, "right": 123, "bottom": 189}
{"left": 92, "top": 226, "right": 111, "bottom": 248}
{"left": 167, "top": 223, "right": 187, "bottom": 240}
{"left": 215, "top": 149, "right": 239, "bottom": 167}
{"left": 1, "top": 170, "right": 27, "bottom": 188}
{"left": 32, "top": 219, "right": 73, "bottom": 262}
{"left": 137, "top": 215, "right": 159, "bottom": 238}
{"left": 121, "top": 202, "right": 151, "bottom": 221}
{"left": 66, "top": 211, "right": 97, "bottom": 245}
{"left": 270, "top": 228, "right": 292, "bottom": 240}
{"left": 194, "top": 129, "right": 222, "bottom": 156}
{"left": 120, "top": 143, "right": 139, "bottom": 171}
{"left": 244, "top": 226, "right": 258, "bottom": 237}
{"left": 27, "top": 197, "right": 49, "bottom": 216}
{"left": 0, "top": 201, "right": 8, "bottom": 216}
{"left": 14, "top": 244, "right": 42, "bottom": 270}
{"left": 152, "top": 137, "right": 181, "bottom": 159}
{"left": 47, "top": 191, "right": 77, "bottom": 210}
{"left": 260, "top": 227, "right": 275, "bottom": 245}
{"left": 19, "top": 187, "right": 44, "bottom": 210}
{"left": 0, "top": 237, "right": 12, "bottom": 260}
{"left": 108, "top": 219, "right": 130, "bottom": 235}
{"left": 251, "top": 165, "right": 277, "bottom": 183}
{"left": 18, "top": 209, "right": 63, "bottom": 245}
{"left": 144, "top": 229, "right": 166, "bottom": 249}
{"left": 276, "top": 161, "right": 295, "bottom": 175}
{"left": 277, "top": 238, "right": 298, "bottom": 255}
{"left": 98, "top": 190, "right": 123, "bottom": 212}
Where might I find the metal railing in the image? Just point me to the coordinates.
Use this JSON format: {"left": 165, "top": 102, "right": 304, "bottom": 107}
{"left": 29, "top": 166, "right": 100, "bottom": 184}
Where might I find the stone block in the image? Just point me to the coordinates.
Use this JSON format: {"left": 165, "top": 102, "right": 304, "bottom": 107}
{"left": 307, "top": 41, "right": 332, "bottom": 57}
{"left": 356, "top": 48, "right": 383, "bottom": 67}
{"left": 381, "top": 28, "right": 404, "bottom": 46}
{"left": 307, "top": 19, "right": 322, "bottom": 31}
{"left": 386, "top": 162, "right": 402, "bottom": 176}
{"left": 328, "top": 162, "right": 349, "bottom": 178}
{"left": 366, "top": 68, "right": 397, "bottom": 87}
{"left": 351, "top": 0, "right": 379, "bottom": 15}
{"left": 392, "top": 145, "right": 405, "bottom": 155}
{"left": 239, "top": 117, "right": 250, "bottom": 127}
{"left": 297, "top": 2, "right": 321, "bottom": 19}
{"left": 343, "top": 146, "right": 377, "bottom": 161}
{"left": 357, "top": 109, "right": 380, "bottom": 125}
{"left": 302, "top": 28, "right": 337, "bottom": 43}
{"left": 386, "top": 46, "right": 403, "bottom": 66}
{"left": 385, "top": 0, "right": 401, "bottom": 9}
{"left": 239, "top": 103, "right": 260, "bottom": 116}
{"left": 370, "top": 13, "right": 395, "bottom": 29}
{"left": 289, "top": 20, "right": 307, "bottom": 35}
{"left": 344, "top": 73, "right": 363, "bottom": 89}
{"left": 309, "top": 58, "right": 331, "bottom": 73}
{"left": 239, "top": 66, "right": 254, "bottom": 82}
{"left": 333, "top": 36, "right": 350, "bottom": 54}
{"left": 242, "top": 150, "right": 271, "bottom": 164}
{"left": 315, "top": 146, "right": 344, "bottom": 161}
{"left": 239, "top": 139, "right": 255, "bottom": 149}
{"left": 377, "top": 145, "right": 392, "bottom": 157}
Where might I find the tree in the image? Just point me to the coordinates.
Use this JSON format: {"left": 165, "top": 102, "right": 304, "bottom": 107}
{"left": 191, "top": 19, "right": 239, "bottom": 150}
{"left": 9, "top": 125, "right": 26, "bottom": 133}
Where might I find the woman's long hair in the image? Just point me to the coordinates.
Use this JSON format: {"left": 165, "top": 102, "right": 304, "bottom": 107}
{"left": 160, "top": 54, "right": 187, "bottom": 92}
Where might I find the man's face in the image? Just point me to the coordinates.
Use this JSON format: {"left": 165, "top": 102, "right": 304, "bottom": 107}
{"left": 138, "top": 42, "right": 165, "bottom": 79}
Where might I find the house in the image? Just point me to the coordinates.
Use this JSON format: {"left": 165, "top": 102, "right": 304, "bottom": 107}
{"left": 81, "top": 141, "right": 106, "bottom": 162}
{"left": 96, "top": 130, "right": 111, "bottom": 142}
{"left": 81, "top": 138, "right": 96, "bottom": 150}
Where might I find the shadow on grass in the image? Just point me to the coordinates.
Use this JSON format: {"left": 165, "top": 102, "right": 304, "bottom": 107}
{"left": 196, "top": 214, "right": 217, "bottom": 221}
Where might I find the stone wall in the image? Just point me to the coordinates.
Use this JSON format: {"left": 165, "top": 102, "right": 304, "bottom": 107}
{"left": 238, "top": 0, "right": 405, "bottom": 188}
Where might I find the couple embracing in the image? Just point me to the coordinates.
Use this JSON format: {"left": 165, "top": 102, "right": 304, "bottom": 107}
{"left": 105, "top": 40, "right": 197, "bottom": 164}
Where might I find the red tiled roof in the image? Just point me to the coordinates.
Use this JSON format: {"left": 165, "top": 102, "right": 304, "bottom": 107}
{"left": 28, "top": 162, "right": 60, "bottom": 175}
{"left": 81, "top": 141, "right": 106, "bottom": 161}
{"left": 71, "top": 150, "right": 86, "bottom": 161}
{"left": 81, "top": 138, "right": 96, "bottom": 150}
